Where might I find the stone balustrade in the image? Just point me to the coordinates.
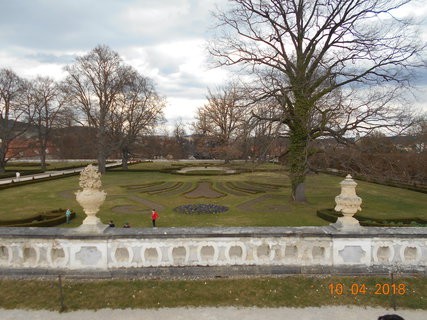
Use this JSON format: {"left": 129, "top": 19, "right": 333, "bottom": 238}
{"left": 0, "top": 226, "right": 426, "bottom": 275}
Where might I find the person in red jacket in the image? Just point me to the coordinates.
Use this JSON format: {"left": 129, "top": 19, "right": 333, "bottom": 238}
{"left": 151, "top": 209, "right": 159, "bottom": 227}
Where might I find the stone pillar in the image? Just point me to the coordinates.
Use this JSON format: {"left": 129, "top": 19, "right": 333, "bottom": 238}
{"left": 332, "top": 174, "right": 363, "bottom": 231}
{"left": 75, "top": 164, "right": 107, "bottom": 233}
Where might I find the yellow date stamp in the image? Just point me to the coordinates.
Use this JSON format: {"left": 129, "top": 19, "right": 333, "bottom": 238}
{"left": 328, "top": 283, "right": 407, "bottom": 295}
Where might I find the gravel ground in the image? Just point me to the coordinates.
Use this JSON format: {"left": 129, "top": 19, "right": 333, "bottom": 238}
{"left": 185, "top": 182, "right": 224, "bottom": 198}
{"left": 0, "top": 306, "right": 425, "bottom": 320}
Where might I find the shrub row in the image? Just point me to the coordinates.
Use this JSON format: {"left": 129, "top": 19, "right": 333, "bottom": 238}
{"left": 0, "top": 172, "right": 79, "bottom": 190}
{"left": 137, "top": 181, "right": 178, "bottom": 193}
{"left": 317, "top": 208, "right": 427, "bottom": 227}
{"left": 0, "top": 209, "right": 76, "bottom": 227}
{"left": 225, "top": 181, "right": 263, "bottom": 194}
{"left": 148, "top": 182, "right": 184, "bottom": 195}
{"left": 123, "top": 181, "right": 165, "bottom": 190}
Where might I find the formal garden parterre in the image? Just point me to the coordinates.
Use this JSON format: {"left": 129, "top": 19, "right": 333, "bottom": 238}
{"left": 0, "top": 161, "right": 426, "bottom": 228}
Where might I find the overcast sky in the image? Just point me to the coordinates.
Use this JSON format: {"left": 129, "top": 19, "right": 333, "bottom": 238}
{"left": 1, "top": 0, "right": 427, "bottom": 132}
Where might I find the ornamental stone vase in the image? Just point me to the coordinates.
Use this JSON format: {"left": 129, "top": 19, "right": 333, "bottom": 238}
{"left": 333, "top": 174, "right": 363, "bottom": 231}
{"left": 75, "top": 164, "right": 107, "bottom": 233}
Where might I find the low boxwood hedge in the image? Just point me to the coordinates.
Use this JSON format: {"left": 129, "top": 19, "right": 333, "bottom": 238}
{"left": 317, "top": 208, "right": 427, "bottom": 227}
{"left": 0, "top": 209, "right": 76, "bottom": 227}
{"left": 0, "top": 172, "right": 78, "bottom": 190}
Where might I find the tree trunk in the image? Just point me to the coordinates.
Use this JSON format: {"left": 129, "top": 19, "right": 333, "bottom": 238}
{"left": 0, "top": 163, "right": 5, "bottom": 174}
{"left": 97, "top": 121, "right": 107, "bottom": 174}
{"left": 97, "top": 153, "right": 106, "bottom": 174}
{"left": 97, "top": 132, "right": 106, "bottom": 174}
{"left": 40, "top": 144, "right": 47, "bottom": 171}
{"left": 121, "top": 148, "right": 129, "bottom": 170}
{"left": 289, "top": 130, "right": 308, "bottom": 202}
{"left": 0, "top": 149, "right": 6, "bottom": 174}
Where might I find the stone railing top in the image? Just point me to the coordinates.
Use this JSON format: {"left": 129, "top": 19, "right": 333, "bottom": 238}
{"left": 0, "top": 226, "right": 426, "bottom": 240}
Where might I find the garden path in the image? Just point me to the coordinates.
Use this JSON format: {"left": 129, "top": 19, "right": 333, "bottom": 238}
{"left": 184, "top": 182, "right": 225, "bottom": 198}
{"left": 0, "top": 306, "right": 423, "bottom": 320}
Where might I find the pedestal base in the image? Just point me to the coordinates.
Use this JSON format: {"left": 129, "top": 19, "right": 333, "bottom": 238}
{"left": 331, "top": 216, "right": 364, "bottom": 232}
{"left": 75, "top": 216, "right": 108, "bottom": 234}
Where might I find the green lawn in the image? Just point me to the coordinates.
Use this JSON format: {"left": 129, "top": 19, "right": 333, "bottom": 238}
{"left": 0, "top": 162, "right": 426, "bottom": 228}
{"left": 0, "top": 275, "right": 425, "bottom": 311}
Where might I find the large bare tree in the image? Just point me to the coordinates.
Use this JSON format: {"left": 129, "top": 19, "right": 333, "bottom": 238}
{"left": 26, "top": 76, "right": 65, "bottom": 170}
{"left": 0, "top": 68, "right": 32, "bottom": 173}
{"left": 108, "top": 70, "right": 165, "bottom": 169}
{"left": 209, "top": 0, "right": 425, "bottom": 201}
{"left": 172, "top": 119, "right": 189, "bottom": 159}
{"left": 64, "top": 45, "right": 130, "bottom": 173}
{"left": 193, "top": 84, "right": 248, "bottom": 161}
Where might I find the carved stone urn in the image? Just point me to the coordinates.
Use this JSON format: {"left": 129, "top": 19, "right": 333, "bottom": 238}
{"left": 75, "top": 164, "right": 107, "bottom": 233}
{"left": 333, "top": 174, "right": 363, "bottom": 231}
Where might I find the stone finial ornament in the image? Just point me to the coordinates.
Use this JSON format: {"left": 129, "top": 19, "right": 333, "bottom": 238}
{"left": 75, "top": 164, "right": 107, "bottom": 233}
{"left": 333, "top": 174, "right": 363, "bottom": 231}
{"left": 78, "top": 164, "right": 103, "bottom": 189}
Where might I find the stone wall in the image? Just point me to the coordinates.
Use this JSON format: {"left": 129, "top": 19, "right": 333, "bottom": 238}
{"left": 1, "top": 226, "right": 426, "bottom": 275}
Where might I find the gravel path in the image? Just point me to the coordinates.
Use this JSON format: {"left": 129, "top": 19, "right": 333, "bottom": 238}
{"left": 184, "top": 182, "right": 225, "bottom": 198}
{"left": 1, "top": 306, "right": 425, "bottom": 320}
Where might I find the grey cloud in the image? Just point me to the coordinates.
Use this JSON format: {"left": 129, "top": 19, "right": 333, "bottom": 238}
{"left": 0, "top": 0, "right": 146, "bottom": 51}
{"left": 0, "top": 0, "right": 225, "bottom": 52}
{"left": 413, "top": 67, "right": 427, "bottom": 86}
{"left": 24, "top": 53, "right": 77, "bottom": 64}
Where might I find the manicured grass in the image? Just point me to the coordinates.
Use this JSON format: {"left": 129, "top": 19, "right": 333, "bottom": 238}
{"left": 0, "top": 162, "right": 426, "bottom": 228}
{"left": 0, "top": 275, "right": 425, "bottom": 311}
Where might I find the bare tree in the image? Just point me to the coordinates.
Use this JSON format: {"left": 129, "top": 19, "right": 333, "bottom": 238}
{"left": 193, "top": 84, "right": 248, "bottom": 161}
{"left": 108, "top": 71, "right": 165, "bottom": 169}
{"left": 63, "top": 45, "right": 130, "bottom": 173}
{"left": 248, "top": 102, "right": 285, "bottom": 162}
{"left": 26, "top": 76, "right": 65, "bottom": 170}
{"left": 209, "top": 0, "right": 426, "bottom": 201}
{"left": 407, "top": 113, "right": 427, "bottom": 153}
{"left": 0, "top": 68, "right": 32, "bottom": 173}
{"left": 172, "top": 119, "right": 188, "bottom": 159}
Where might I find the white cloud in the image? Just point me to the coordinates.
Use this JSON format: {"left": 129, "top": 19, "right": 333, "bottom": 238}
{"left": 0, "top": 0, "right": 425, "bottom": 126}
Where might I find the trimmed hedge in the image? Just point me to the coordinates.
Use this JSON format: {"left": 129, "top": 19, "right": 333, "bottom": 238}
{"left": 0, "top": 169, "right": 44, "bottom": 179}
{"left": 0, "top": 172, "right": 79, "bottom": 190}
{"left": 0, "top": 209, "right": 76, "bottom": 227}
{"left": 316, "top": 208, "right": 343, "bottom": 223}
{"left": 148, "top": 182, "right": 184, "bottom": 195}
{"left": 225, "top": 181, "right": 262, "bottom": 194}
{"left": 317, "top": 208, "right": 427, "bottom": 227}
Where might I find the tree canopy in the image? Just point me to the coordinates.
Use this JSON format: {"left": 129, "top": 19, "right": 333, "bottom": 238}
{"left": 209, "top": 0, "right": 426, "bottom": 201}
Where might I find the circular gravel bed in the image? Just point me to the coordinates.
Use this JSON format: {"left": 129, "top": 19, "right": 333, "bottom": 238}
{"left": 173, "top": 204, "right": 229, "bottom": 214}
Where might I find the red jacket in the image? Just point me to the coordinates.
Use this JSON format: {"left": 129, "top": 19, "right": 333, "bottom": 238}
{"left": 151, "top": 211, "right": 159, "bottom": 220}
